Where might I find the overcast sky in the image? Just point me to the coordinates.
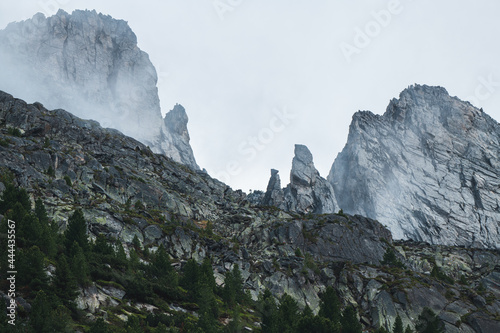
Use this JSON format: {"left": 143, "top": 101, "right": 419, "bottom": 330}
{"left": 2, "top": 1, "right": 500, "bottom": 192}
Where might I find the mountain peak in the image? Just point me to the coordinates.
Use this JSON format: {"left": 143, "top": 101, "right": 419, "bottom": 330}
{"left": 291, "top": 144, "right": 316, "bottom": 187}
{"left": 400, "top": 84, "right": 449, "bottom": 97}
{"left": 164, "top": 104, "right": 189, "bottom": 137}
{"left": 0, "top": 10, "right": 199, "bottom": 170}
{"left": 330, "top": 85, "right": 500, "bottom": 248}
{"left": 384, "top": 84, "right": 452, "bottom": 121}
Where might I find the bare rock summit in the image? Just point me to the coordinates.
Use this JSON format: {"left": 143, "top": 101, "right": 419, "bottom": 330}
{"left": 0, "top": 9, "right": 198, "bottom": 169}
{"left": 329, "top": 84, "right": 500, "bottom": 249}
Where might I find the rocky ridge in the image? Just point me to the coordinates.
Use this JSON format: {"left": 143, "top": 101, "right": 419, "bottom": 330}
{"left": 1, "top": 91, "right": 499, "bottom": 332}
{"left": 0, "top": 9, "right": 198, "bottom": 169}
{"left": 328, "top": 85, "right": 500, "bottom": 249}
{"left": 254, "top": 144, "right": 338, "bottom": 214}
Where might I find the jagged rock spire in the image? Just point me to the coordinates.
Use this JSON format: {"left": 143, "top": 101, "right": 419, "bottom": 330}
{"left": 261, "top": 144, "right": 338, "bottom": 214}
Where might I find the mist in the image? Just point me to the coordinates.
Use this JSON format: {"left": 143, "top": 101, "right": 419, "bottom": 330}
{"left": 2, "top": 1, "right": 500, "bottom": 192}
{"left": 0, "top": 10, "right": 163, "bottom": 149}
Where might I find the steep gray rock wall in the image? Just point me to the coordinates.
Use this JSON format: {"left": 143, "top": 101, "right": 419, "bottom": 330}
{"left": 329, "top": 84, "right": 500, "bottom": 249}
{"left": 0, "top": 9, "right": 198, "bottom": 169}
{"left": 261, "top": 144, "right": 338, "bottom": 214}
{"left": 2, "top": 90, "right": 500, "bottom": 332}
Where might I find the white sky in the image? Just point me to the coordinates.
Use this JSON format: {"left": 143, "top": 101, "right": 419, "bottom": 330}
{"left": 1, "top": 1, "right": 500, "bottom": 192}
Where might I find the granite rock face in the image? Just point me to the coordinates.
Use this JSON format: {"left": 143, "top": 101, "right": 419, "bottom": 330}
{"left": 161, "top": 104, "right": 198, "bottom": 169}
{"left": 2, "top": 90, "right": 500, "bottom": 332}
{"left": 0, "top": 9, "right": 198, "bottom": 169}
{"left": 329, "top": 84, "right": 500, "bottom": 249}
{"left": 262, "top": 169, "right": 284, "bottom": 207}
{"left": 262, "top": 144, "right": 338, "bottom": 214}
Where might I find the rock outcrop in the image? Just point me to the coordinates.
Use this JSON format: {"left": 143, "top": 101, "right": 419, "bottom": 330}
{"left": 1, "top": 90, "right": 499, "bottom": 332}
{"left": 329, "top": 84, "right": 500, "bottom": 249}
{"left": 0, "top": 9, "right": 198, "bottom": 169}
{"left": 262, "top": 169, "right": 284, "bottom": 207}
{"left": 260, "top": 144, "right": 338, "bottom": 214}
{"left": 160, "top": 104, "right": 198, "bottom": 169}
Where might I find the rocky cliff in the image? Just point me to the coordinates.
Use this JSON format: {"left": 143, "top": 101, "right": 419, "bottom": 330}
{"left": 329, "top": 84, "right": 500, "bottom": 249}
{"left": 1, "top": 91, "right": 499, "bottom": 332}
{"left": 0, "top": 9, "right": 198, "bottom": 169}
{"left": 256, "top": 144, "right": 338, "bottom": 214}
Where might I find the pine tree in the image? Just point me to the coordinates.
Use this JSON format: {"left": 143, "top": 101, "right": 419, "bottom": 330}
{"left": 374, "top": 327, "right": 389, "bottom": 333}
{"left": 9, "top": 203, "right": 34, "bottom": 247}
{"left": 50, "top": 305, "right": 72, "bottom": 332}
{"left": 40, "top": 219, "right": 57, "bottom": 257}
{"left": 318, "top": 286, "right": 341, "bottom": 326}
{"left": 415, "top": 307, "right": 444, "bottom": 333}
{"left": 30, "top": 290, "right": 52, "bottom": 332}
{"left": 0, "top": 185, "right": 41, "bottom": 251}
{"left": 381, "top": 247, "right": 404, "bottom": 268}
{"left": 340, "top": 306, "right": 362, "bottom": 333}
{"left": 126, "top": 273, "right": 153, "bottom": 302}
{"left": 200, "top": 257, "right": 217, "bottom": 293}
{"left": 65, "top": 209, "right": 89, "bottom": 252}
{"left": 35, "top": 199, "right": 56, "bottom": 257}
{"left": 34, "top": 198, "right": 48, "bottom": 224}
{"left": 132, "top": 234, "right": 142, "bottom": 251}
{"left": 223, "top": 269, "right": 236, "bottom": 306}
{"left": 89, "top": 318, "right": 111, "bottom": 333}
{"left": 129, "top": 248, "right": 140, "bottom": 271}
{"left": 71, "top": 241, "right": 89, "bottom": 285}
{"left": 277, "top": 293, "right": 299, "bottom": 332}
{"left": 20, "top": 213, "right": 43, "bottom": 248}
{"left": 231, "top": 264, "right": 245, "bottom": 303}
{"left": 197, "top": 282, "right": 219, "bottom": 333}
{"left": 93, "top": 234, "right": 114, "bottom": 255}
{"left": 223, "top": 264, "right": 245, "bottom": 306}
{"left": 17, "top": 246, "right": 47, "bottom": 291}
{"left": 225, "top": 306, "right": 243, "bottom": 333}
{"left": 30, "top": 291, "right": 71, "bottom": 332}
{"left": 53, "top": 254, "right": 79, "bottom": 307}
{"left": 115, "top": 241, "right": 128, "bottom": 268}
{"left": 394, "top": 314, "right": 404, "bottom": 333}
{"left": 297, "top": 305, "right": 337, "bottom": 333}
{"left": 155, "top": 323, "right": 169, "bottom": 333}
{"left": 127, "top": 315, "right": 142, "bottom": 333}
{"left": 150, "top": 245, "right": 177, "bottom": 286}
{"left": 181, "top": 259, "right": 200, "bottom": 297}
{"left": 198, "top": 310, "right": 219, "bottom": 333}
{"left": 405, "top": 326, "right": 414, "bottom": 333}
{"left": 260, "top": 289, "right": 279, "bottom": 333}
{"left": 0, "top": 183, "right": 30, "bottom": 214}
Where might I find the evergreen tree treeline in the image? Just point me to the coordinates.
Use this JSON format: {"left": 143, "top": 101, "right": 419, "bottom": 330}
{"left": 0, "top": 179, "right": 445, "bottom": 332}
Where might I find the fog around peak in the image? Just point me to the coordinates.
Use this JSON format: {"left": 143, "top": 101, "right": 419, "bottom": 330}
{"left": 1, "top": 1, "right": 500, "bottom": 191}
